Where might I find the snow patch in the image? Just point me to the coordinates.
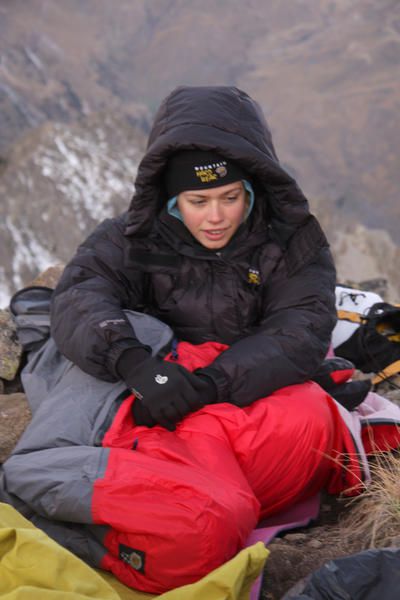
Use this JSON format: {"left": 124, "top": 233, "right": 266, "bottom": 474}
{"left": 33, "top": 124, "right": 139, "bottom": 224}
{"left": 6, "top": 216, "right": 58, "bottom": 290}
{"left": 23, "top": 46, "right": 45, "bottom": 72}
{"left": 0, "top": 266, "right": 11, "bottom": 309}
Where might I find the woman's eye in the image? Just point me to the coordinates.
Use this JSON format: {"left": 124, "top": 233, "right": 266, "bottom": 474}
{"left": 226, "top": 196, "right": 238, "bottom": 202}
{"left": 190, "top": 200, "right": 206, "bottom": 206}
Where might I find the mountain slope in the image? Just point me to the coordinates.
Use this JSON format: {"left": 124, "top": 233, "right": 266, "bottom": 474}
{"left": 1, "top": 0, "right": 400, "bottom": 304}
{"left": 0, "top": 113, "right": 146, "bottom": 306}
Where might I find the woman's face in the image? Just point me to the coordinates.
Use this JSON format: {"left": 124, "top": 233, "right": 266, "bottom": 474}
{"left": 177, "top": 181, "right": 247, "bottom": 249}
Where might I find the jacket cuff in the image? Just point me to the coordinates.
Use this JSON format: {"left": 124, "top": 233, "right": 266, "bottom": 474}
{"left": 116, "top": 346, "right": 152, "bottom": 383}
{"left": 195, "top": 366, "right": 231, "bottom": 404}
{"left": 195, "top": 372, "right": 218, "bottom": 405}
{"left": 106, "top": 340, "right": 152, "bottom": 380}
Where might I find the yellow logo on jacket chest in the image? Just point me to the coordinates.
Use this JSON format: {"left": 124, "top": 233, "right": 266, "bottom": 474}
{"left": 247, "top": 268, "right": 261, "bottom": 285}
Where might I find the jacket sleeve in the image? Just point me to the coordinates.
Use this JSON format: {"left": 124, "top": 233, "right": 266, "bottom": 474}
{"left": 199, "top": 243, "right": 337, "bottom": 407}
{"left": 50, "top": 216, "right": 147, "bottom": 381}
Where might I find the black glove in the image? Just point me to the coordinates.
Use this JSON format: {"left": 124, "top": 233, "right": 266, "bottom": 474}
{"left": 116, "top": 346, "right": 151, "bottom": 379}
{"left": 312, "top": 357, "right": 355, "bottom": 390}
{"left": 328, "top": 380, "right": 372, "bottom": 411}
{"left": 126, "top": 357, "right": 217, "bottom": 430}
{"left": 131, "top": 398, "right": 157, "bottom": 428}
{"left": 312, "top": 357, "right": 371, "bottom": 411}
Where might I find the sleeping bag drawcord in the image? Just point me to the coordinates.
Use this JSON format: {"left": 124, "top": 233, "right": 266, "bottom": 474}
{"left": 170, "top": 337, "right": 179, "bottom": 361}
{"left": 132, "top": 438, "right": 139, "bottom": 450}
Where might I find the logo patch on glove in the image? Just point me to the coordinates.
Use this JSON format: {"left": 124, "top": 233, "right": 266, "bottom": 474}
{"left": 155, "top": 374, "right": 168, "bottom": 384}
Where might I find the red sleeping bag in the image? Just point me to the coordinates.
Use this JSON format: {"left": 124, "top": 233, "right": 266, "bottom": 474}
{"left": 93, "top": 341, "right": 362, "bottom": 593}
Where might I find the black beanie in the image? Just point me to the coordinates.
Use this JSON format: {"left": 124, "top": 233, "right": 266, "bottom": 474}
{"left": 165, "top": 150, "right": 248, "bottom": 198}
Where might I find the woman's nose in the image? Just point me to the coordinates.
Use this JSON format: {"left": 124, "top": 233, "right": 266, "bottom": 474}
{"left": 207, "top": 201, "right": 224, "bottom": 223}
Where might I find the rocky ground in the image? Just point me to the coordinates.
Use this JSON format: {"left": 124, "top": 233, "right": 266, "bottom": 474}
{"left": 261, "top": 494, "right": 356, "bottom": 599}
{"left": 1, "top": 268, "right": 399, "bottom": 599}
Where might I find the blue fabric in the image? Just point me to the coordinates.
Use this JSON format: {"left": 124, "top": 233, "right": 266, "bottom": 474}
{"left": 167, "top": 195, "right": 183, "bottom": 221}
{"left": 167, "top": 180, "right": 255, "bottom": 222}
{"left": 243, "top": 180, "right": 255, "bottom": 218}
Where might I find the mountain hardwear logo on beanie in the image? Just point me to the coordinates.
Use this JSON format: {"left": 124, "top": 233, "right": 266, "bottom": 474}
{"left": 194, "top": 161, "right": 227, "bottom": 184}
{"left": 165, "top": 150, "right": 248, "bottom": 198}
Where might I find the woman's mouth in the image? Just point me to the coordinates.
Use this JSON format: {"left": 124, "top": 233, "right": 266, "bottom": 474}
{"left": 203, "top": 229, "right": 227, "bottom": 240}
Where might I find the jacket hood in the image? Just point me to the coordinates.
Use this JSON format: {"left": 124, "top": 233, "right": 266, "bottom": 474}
{"left": 125, "top": 86, "right": 310, "bottom": 240}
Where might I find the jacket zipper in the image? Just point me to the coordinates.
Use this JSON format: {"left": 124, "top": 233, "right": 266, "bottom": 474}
{"left": 208, "top": 262, "right": 218, "bottom": 336}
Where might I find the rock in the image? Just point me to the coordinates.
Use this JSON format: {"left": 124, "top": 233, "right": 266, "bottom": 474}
{"left": 0, "top": 309, "right": 22, "bottom": 380}
{"left": 308, "top": 539, "right": 323, "bottom": 549}
{"left": 340, "top": 278, "right": 389, "bottom": 301}
{"left": 352, "top": 370, "right": 374, "bottom": 382}
{"left": 2, "top": 375, "right": 23, "bottom": 395}
{"left": 0, "top": 393, "right": 31, "bottom": 463}
{"left": 270, "top": 537, "right": 285, "bottom": 545}
{"left": 331, "top": 224, "right": 400, "bottom": 302}
{"left": 0, "top": 114, "right": 146, "bottom": 301}
{"left": 0, "top": 379, "right": 4, "bottom": 394}
{"left": 358, "top": 278, "right": 389, "bottom": 300}
{"left": 380, "top": 387, "right": 400, "bottom": 407}
{"left": 283, "top": 533, "right": 308, "bottom": 543}
{"left": 28, "top": 264, "right": 65, "bottom": 289}
{"left": 375, "top": 375, "right": 400, "bottom": 407}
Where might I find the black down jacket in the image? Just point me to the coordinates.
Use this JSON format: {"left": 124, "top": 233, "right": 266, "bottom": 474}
{"left": 51, "top": 86, "right": 337, "bottom": 406}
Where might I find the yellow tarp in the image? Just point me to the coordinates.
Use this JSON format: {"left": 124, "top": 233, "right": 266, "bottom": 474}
{"left": 0, "top": 503, "right": 268, "bottom": 600}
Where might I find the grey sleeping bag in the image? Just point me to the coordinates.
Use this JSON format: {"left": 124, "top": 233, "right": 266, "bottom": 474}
{"left": 1, "top": 288, "right": 173, "bottom": 564}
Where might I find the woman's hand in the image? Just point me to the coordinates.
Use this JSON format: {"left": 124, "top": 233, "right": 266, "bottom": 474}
{"left": 128, "top": 358, "right": 216, "bottom": 430}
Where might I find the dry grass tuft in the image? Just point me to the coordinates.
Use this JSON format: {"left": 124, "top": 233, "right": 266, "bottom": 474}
{"left": 340, "top": 451, "right": 400, "bottom": 549}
